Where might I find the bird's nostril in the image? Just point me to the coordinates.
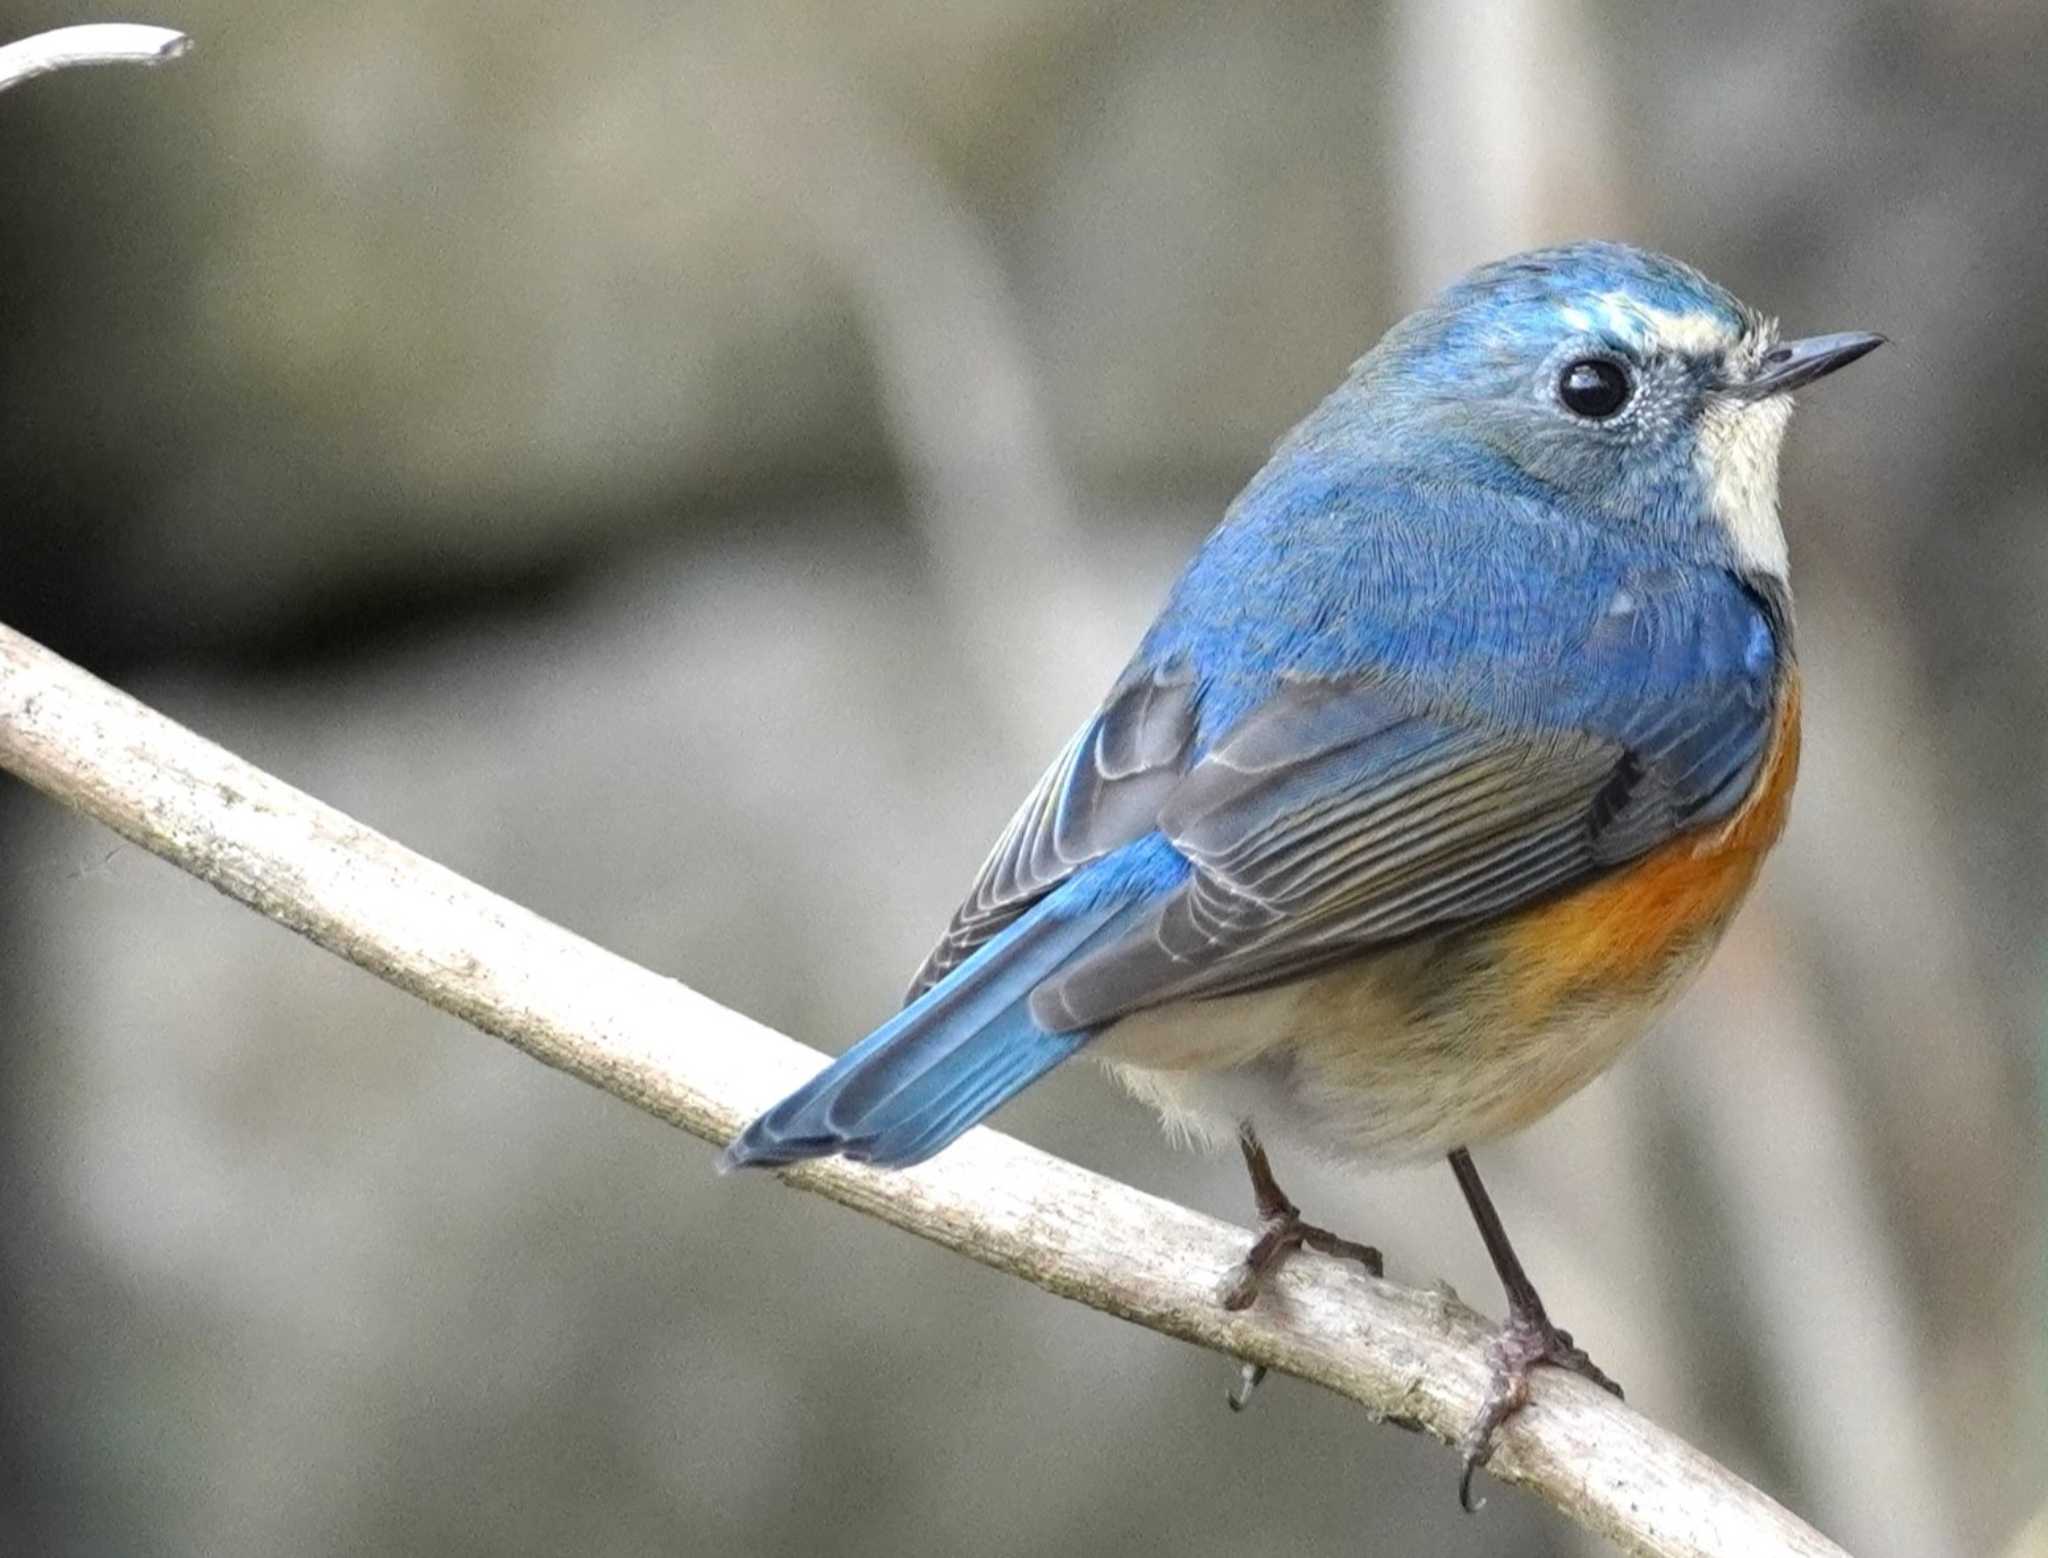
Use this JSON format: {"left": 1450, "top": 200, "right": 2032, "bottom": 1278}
{"left": 1762, "top": 345, "right": 1794, "bottom": 366}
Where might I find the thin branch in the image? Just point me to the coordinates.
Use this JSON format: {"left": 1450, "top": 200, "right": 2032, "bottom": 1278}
{"left": 0, "top": 25, "right": 190, "bottom": 96}
{"left": 0, "top": 623, "right": 1851, "bottom": 1558}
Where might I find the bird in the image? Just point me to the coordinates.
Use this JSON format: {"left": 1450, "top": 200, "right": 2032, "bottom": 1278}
{"left": 721, "top": 240, "right": 1881, "bottom": 1504}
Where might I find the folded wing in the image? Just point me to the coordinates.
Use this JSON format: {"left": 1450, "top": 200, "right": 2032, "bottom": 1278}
{"left": 1028, "top": 594, "right": 1779, "bottom": 1030}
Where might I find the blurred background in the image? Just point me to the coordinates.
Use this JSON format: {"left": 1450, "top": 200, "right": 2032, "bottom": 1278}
{"left": 0, "top": 2, "right": 2040, "bottom": 1554}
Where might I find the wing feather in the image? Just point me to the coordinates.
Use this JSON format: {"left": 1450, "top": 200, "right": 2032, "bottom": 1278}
{"left": 908, "top": 551, "right": 1781, "bottom": 1036}
{"left": 903, "top": 663, "right": 1196, "bottom": 1000}
{"left": 1029, "top": 672, "right": 1761, "bottom": 1032}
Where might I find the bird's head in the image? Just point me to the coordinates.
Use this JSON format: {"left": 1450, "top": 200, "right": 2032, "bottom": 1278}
{"left": 1339, "top": 241, "right": 1882, "bottom": 579}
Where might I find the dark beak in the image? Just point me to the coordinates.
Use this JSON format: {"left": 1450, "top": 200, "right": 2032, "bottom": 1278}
{"left": 1732, "top": 331, "right": 1886, "bottom": 398}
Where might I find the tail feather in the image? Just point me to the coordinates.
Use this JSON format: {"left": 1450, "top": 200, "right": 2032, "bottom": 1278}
{"left": 852, "top": 1018, "right": 1087, "bottom": 1167}
{"left": 720, "top": 898, "right": 1129, "bottom": 1171}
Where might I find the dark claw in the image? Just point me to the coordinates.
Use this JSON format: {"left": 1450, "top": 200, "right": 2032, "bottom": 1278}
{"left": 1218, "top": 1211, "right": 1382, "bottom": 1408}
{"left": 1457, "top": 1310, "right": 1622, "bottom": 1511}
{"left": 1444, "top": 1147, "right": 1623, "bottom": 1511}
{"left": 1221, "top": 1125, "right": 1383, "bottom": 1410}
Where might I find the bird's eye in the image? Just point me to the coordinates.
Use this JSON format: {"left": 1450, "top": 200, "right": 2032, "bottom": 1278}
{"left": 1557, "top": 358, "right": 1632, "bottom": 419}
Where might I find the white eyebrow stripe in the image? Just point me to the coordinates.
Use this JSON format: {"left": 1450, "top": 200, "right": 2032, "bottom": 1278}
{"left": 1591, "top": 290, "right": 1739, "bottom": 357}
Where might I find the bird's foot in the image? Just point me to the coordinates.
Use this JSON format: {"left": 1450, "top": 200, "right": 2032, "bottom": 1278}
{"left": 1219, "top": 1126, "right": 1382, "bottom": 1411}
{"left": 1457, "top": 1308, "right": 1621, "bottom": 1511}
{"left": 1220, "top": 1204, "right": 1384, "bottom": 1312}
{"left": 1224, "top": 1124, "right": 1384, "bottom": 1313}
{"left": 1219, "top": 1213, "right": 1382, "bottom": 1411}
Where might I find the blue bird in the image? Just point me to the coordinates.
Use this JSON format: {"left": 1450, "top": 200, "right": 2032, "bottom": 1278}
{"left": 722, "top": 241, "right": 1881, "bottom": 1499}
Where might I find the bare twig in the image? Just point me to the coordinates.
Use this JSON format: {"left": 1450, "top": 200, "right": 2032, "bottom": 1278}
{"left": 0, "top": 24, "right": 189, "bottom": 97}
{"left": 0, "top": 622, "right": 1856, "bottom": 1558}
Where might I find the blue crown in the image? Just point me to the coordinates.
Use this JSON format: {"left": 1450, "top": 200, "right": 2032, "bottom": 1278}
{"left": 1387, "top": 242, "right": 1766, "bottom": 379}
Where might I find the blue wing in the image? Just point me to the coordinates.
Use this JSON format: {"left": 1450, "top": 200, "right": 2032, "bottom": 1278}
{"left": 724, "top": 480, "right": 1784, "bottom": 1170}
{"left": 1034, "top": 547, "right": 1783, "bottom": 1026}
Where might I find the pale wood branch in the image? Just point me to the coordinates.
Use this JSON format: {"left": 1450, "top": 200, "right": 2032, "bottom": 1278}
{"left": 0, "top": 623, "right": 1853, "bottom": 1557}
{"left": 0, "top": 24, "right": 189, "bottom": 96}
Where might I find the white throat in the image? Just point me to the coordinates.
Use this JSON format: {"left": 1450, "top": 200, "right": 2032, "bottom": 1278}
{"left": 1697, "top": 394, "right": 1793, "bottom": 578}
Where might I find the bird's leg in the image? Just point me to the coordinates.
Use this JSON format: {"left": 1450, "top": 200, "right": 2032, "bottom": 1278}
{"left": 1222, "top": 1124, "right": 1384, "bottom": 1309}
{"left": 1219, "top": 1124, "right": 1383, "bottom": 1409}
{"left": 1448, "top": 1147, "right": 1622, "bottom": 1511}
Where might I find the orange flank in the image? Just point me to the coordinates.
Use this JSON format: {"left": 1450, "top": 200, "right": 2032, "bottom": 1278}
{"left": 1502, "top": 668, "right": 1803, "bottom": 1022}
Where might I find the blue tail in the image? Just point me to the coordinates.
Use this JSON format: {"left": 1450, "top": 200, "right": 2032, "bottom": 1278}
{"left": 720, "top": 897, "right": 1129, "bottom": 1170}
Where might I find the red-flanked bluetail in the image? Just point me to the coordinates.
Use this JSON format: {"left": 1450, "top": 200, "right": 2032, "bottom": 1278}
{"left": 721, "top": 242, "right": 1882, "bottom": 1502}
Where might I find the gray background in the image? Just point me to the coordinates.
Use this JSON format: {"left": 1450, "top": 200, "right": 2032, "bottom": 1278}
{"left": 0, "top": 2, "right": 2040, "bottom": 1555}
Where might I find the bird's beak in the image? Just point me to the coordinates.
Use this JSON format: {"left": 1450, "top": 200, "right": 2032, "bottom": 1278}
{"left": 1731, "top": 331, "right": 1886, "bottom": 398}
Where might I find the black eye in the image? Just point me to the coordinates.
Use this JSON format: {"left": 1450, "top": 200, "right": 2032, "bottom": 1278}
{"left": 1558, "top": 357, "right": 1631, "bottom": 418}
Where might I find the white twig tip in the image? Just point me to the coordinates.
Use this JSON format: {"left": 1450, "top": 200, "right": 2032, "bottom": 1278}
{"left": 0, "top": 24, "right": 193, "bottom": 97}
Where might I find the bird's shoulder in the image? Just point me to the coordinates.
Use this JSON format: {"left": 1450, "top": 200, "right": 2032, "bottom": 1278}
{"left": 1138, "top": 466, "right": 1783, "bottom": 753}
